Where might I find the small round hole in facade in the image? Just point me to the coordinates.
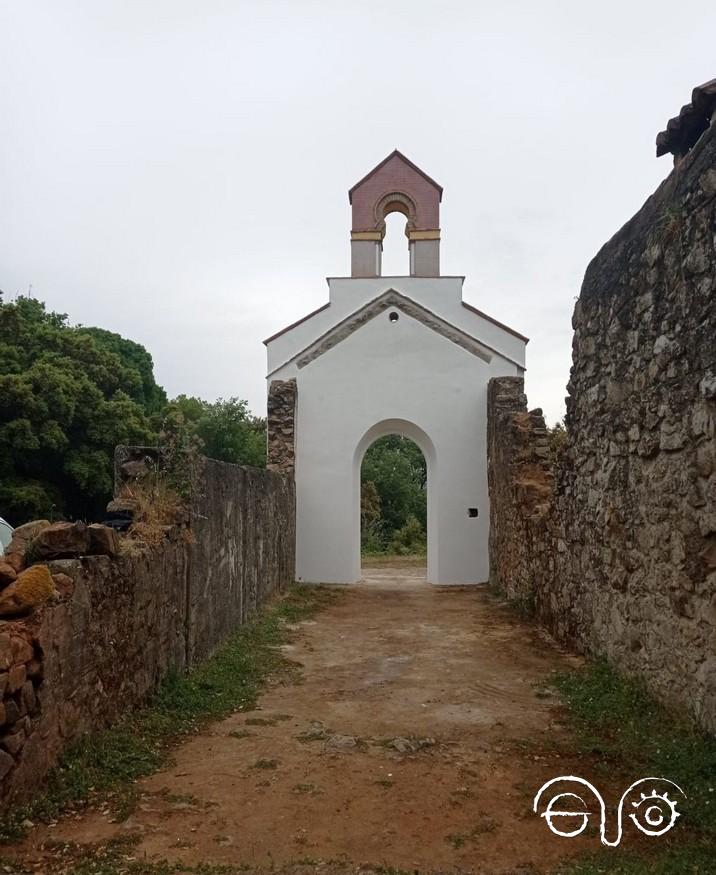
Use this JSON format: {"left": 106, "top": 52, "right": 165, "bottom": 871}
{"left": 389, "top": 311, "right": 399, "bottom": 323}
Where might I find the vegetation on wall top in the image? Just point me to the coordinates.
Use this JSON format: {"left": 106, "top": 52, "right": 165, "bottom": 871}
{"left": 166, "top": 395, "right": 266, "bottom": 470}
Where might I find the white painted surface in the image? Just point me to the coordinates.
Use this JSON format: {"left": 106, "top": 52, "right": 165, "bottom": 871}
{"left": 266, "top": 276, "right": 526, "bottom": 585}
{"left": 267, "top": 277, "right": 526, "bottom": 375}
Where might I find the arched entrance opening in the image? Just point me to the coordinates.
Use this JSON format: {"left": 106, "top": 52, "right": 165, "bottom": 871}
{"left": 360, "top": 434, "right": 427, "bottom": 574}
{"left": 353, "top": 419, "right": 438, "bottom": 583}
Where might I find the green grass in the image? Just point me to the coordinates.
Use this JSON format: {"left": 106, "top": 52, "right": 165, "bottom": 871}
{"left": 296, "top": 725, "right": 329, "bottom": 742}
{"left": 242, "top": 714, "right": 292, "bottom": 726}
{"left": 555, "top": 846, "right": 716, "bottom": 874}
{"left": 291, "top": 782, "right": 318, "bottom": 795}
{"left": 251, "top": 758, "right": 279, "bottom": 770}
{"left": 0, "top": 831, "right": 412, "bottom": 875}
{"left": 487, "top": 579, "right": 536, "bottom": 618}
{"left": 0, "top": 585, "right": 337, "bottom": 844}
{"left": 445, "top": 832, "right": 467, "bottom": 849}
{"left": 360, "top": 553, "right": 428, "bottom": 568}
{"left": 1, "top": 833, "right": 250, "bottom": 874}
{"left": 551, "top": 659, "right": 716, "bottom": 874}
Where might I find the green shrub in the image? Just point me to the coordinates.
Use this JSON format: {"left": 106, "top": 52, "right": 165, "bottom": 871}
{"left": 389, "top": 514, "right": 426, "bottom": 555}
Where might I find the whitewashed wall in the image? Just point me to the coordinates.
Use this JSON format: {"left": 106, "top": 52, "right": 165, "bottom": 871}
{"left": 267, "top": 277, "right": 525, "bottom": 585}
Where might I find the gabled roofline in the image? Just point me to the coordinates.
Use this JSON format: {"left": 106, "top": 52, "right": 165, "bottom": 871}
{"left": 348, "top": 150, "right": 443, "bottom": 204}
{"left": 461, "top": 301, "right": 529, "bottom": 343}
{"left": 264, "top": 291, "right": 529, "bottom": 348}
{"left": 267, "top": 289, "right": 526, "bottom": 377}
{"left": 263, "top": 302, "right": 330, "bottom": 345}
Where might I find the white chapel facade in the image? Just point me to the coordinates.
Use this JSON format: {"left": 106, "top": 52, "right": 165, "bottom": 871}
{"left": 265, "top": 151, "right": 527, "bottom": 585}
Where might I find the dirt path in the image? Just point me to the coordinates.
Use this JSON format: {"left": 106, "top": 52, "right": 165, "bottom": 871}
{"left": 14, "top": 568, "right": 621, "bottom": 873}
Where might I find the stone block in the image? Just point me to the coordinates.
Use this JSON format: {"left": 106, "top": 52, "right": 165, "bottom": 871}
{"left": 0, "top": 562, "right": 16, "bottom": 587}
{"left": 1, "top": 727, "right": 26, "bottom": 756}
{"left": 50, "top": 572, "right": 74, "bottom": 600}
{"left": 12, "top": 520, "right": 51, "bottom": 541}
{"left": 0, "top": 750, "right": 14, "bottom": 779}
{"left": 32, "top": 522, "right": 91, "bottom": 559}
{"left": 3, "top": 521, "right": 52, "bottom": 575}
{"left": 10, "top": 636, "right": 33, "bottom": 665}
{"left": 3, "top": 700, "right": 20, "bottom": 727}
{"left": 2, "top": 551, "right": 25, "bottom": 575}
{"left": 701, "top": 539, "right": 716, "bottom": 571}
{"left": 7, "top": 665, "right": 26, "bottom": 694}
{"left": 0, "top": 635, "right": 11, "bottom": 671}
{"left": 87, "top": 524, "right": 120, "bottom": 557}
{"left": 20, "top": 681, "right": 36, "bottom": 716}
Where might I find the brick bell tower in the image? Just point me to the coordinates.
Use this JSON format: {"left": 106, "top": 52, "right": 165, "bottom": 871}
{"left": 348, "top": 149, "right": 442, "bottom": 278}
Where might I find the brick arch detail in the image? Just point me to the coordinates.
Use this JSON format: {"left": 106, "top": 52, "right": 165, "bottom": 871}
{"left": 373, "top": 191, "right": 417, "bottom": 237}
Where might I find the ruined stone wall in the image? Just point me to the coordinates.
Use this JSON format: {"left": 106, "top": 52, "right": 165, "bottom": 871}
{"left": 562, "top": 120, "right": 716, "bottom": 727}
{"left": 267, "top": 378, "right": 297, "bottom": 474}
{"left": 0, "top": 459, "right": 295, "bottom": 810}
{"left": 486, "top": 378, "right": 557, "bottom": 612}
{"left": 488, "top": 122, "right": 716, "bottom": 730}
{"left": 0, "top": 539, "right": 190, "bottom": 807}
{"left": 188, "top": 459, "right": 295, "bottom": 663}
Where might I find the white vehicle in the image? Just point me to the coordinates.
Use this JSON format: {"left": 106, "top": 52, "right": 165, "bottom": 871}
{"left": 0, "top": 518, "right": 13, "bottom": 556}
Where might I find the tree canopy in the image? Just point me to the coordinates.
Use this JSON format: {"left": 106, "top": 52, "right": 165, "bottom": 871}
{"left": 78, "top": 326, "right": 168, "bottom": 414}
{"left": 0, "top": 296, "right": 158, "bottom": 523}
{"left": 166, "top": 396, "right": 266, "bottom": 469}
{"left": 0, "top": 296, "right": 267, "bottom": 525}
{"left": 361, "top": 435, "right": 427, "bottom": 554}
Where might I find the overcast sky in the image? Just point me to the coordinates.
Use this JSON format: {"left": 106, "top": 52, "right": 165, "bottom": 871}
{"left": 1, "top": 2, "right": 714, "bottom": 425}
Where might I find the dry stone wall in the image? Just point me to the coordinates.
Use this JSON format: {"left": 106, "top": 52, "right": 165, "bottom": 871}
{"left": 267, "top": 379, "right": 297, "bottom": 474}
{"left": 488, "top": 121, "right": 716, "bottom": 730}
{"left": 188, "top": 458, "right": 295, "bottom": 664}
{"left": 0, "top": 457, "right": 295, "bottom": 810}
{"left": 487, "top": 378, "right": 557, "bottom": 614}
{"left": 0, "top": 539, "right": 190, "bottom": 808}
{"left": 0, "top": 628, "right": 43, "bottom": 787}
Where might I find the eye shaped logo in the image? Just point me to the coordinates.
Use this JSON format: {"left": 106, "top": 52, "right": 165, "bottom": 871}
{"left": 629, "top": 788, "right": 680, "bottom": 836}
{"left": 541, "top": 791, "right": 591, "bottom": 838}
{"left": 534, "top": 776, "right": 686, "bottom": 847}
